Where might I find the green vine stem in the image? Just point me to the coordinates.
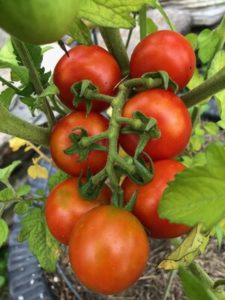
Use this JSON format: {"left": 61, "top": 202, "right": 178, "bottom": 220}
{"left": 189, "top": 262, "right": 214, "bottom": 288}
{"left": 0, "top": 75, "right": 21, "bottom": 94}
{"left": 139, "top": 4, "right": 147, "bottom": 40}
{"left": 11, "top": 38, "right": 55, "bottom": 127}
{"left": 0, "top": 103, "right": 50, "bottom": 146}
{"left": 181, "top": 66, "right": 225, "bottom": 107}
{"left": 99, "top": 27, "right": 130, "bottom": 77}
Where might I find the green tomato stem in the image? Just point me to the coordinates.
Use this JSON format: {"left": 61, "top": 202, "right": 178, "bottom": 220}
{"left": 139, "top": 4, "right": 147, "bottom": 40}
{"left": 84, "top": 89, "right": 114, "bottom": 103}
{"left": 116, "top": 116, "right": 143, "bottom": 129}
{"left": 99, "top": 27, "right": 129, "bottom": 77}
{"left": 181, "top": 66, "right": 225, "bottom": 107}
{"left": 189, "top": 262, "right": 214, "bottom": 288}
{"left": 79, "top": 131, "right": 109, "bottom": 148}
{"left": 0, "top": 103, "right": 50, "bottom": 146}
{"left": 11, "top": 38, "right": 55, "bottom": 127}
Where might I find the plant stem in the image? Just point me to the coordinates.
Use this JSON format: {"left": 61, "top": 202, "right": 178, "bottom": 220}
{"left": 84, "top": 89, "right": 114, "bottom": 103}
{"left": 189, "top": 262, "right": 214, "bottom": 288}
{"left": 181, "top": 66, "right": 225, "bottom": 107}
{"left": 116, "top": 116, "right": 143, "bottom": 129}
{"left": 0, "top": 103, "right": 50, "bottom": 146}
{"left": 79, "top": 131, "right": 109, "bottom": 147}
{"left": 11, "top": 38, "right": 55, "bottom": 127}
{"left": 25, "top": 141, "right": 53, "bottom": 165}
{"left": 99, "top": 27, "right": 129, "bottom": 77}
{"left": 0, "top": 76, "right": 21, "bottom": 94}
{"left": 139, "top": 4, "right": 147, "bottom": 40}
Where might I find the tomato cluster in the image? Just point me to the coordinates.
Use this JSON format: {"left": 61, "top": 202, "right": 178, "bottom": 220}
{"left": 45, "top": 30, "right": 195, "bottom": 295}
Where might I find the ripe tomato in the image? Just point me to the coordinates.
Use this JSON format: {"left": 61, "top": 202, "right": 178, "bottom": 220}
{"left": 119, "top": 89, "right": 192, "bottom": 161}
{"left": 53, "top": 45, "right": 121, "bottom": 112}
{"left": 50, "top": 111, "right": 109, "bottom": 176}
{"left": 0, "top": 0, "right": 80, "bottom": 45}
{"left": 45, "top": 177, "right": 111, "bottom": 245}
{"left": 122, "top": 160, "right": 190, "bottom": 239}
{"left": 130, "top": 30, "right": 196, "bottom": 89}
{"left": 69, "top": 205, "right": 149, "bottom": 294}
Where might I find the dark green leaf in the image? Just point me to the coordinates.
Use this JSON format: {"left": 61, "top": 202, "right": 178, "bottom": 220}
{"left": 0, "top": 219, "right": 8, "bottom": 247}
{"left": 14, "top": 202, "right": 29, "bottom": 215}
{"left": 0, "top": 88, "right": 16, "bottom": 108}
{"left": 0, "top": 160, "right": 21, "bottom": 184}
{"left": 0, "top": 188, "right": 15, "bottom": 202}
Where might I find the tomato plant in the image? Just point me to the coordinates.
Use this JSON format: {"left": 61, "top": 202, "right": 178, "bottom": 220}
{"left": 119, "top": 89, "right": 192, "bottom": 160}
{"left": 69, "top": 205, "right": 149, "bottom": 294}
{"left": 45, "top": 177, "right": 111, "bottom": 244}
{"left": 0, "top": 0, "right": 80, "bottom": 45}
{"left": 122, "top": 159, "right": 190, "bottom": 238}
{"left": 53, "top": 45, "right": 121, "bottom": 111}
{"left": 50, "top": 111, "right": 109, "bottom": 176}
{"left": 130, "top": 30, "right": 196, "bottom": 89}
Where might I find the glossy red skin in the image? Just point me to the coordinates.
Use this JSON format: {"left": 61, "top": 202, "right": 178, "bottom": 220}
{"left": 53, "top": 45, "right": 121, "bottom": 111}
{"left": 130, "top": 30, "right": 196, "bottom": 89}
{"left": 69, "top": 205, "right": 149, "bottom": 294}
{"left": 50, "top": 112, "right": 109, "bottom": 176}
{"left": 45, "top": 177, "right": 111, "bottom": 245}
{"left": 122, "top": 160, "right": 190, "bottom": 239}
{"left": 119, "top": 89, "right": 192, "bottom": 161}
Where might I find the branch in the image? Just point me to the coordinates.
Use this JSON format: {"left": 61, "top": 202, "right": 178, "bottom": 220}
{"left": 99, "top": 27, "right": 129, "bottom": 77}
{"left": 181, "top": 66, "right": 225, "bottom": 107}
{"left": 0, "top": 103, "right": 50, "bottom": 146}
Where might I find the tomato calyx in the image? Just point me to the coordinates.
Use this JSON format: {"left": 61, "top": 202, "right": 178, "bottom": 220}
{"left": 64, "top": 127, "right": 108, "bottom": 161}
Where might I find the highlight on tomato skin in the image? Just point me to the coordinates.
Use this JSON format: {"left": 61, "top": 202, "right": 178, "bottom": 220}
{"left": 122, "top": 159, "right": 190, "bottom": 239}
{"left": 49, "top": 111, "right": 109, "bottom": 177}
{"left": 45, "top": 177, "right": 111, "bottom": 245}
{"left": 68, "top": 205, "right": 150, "bottom": 295}
{"left": 130, "top": 30, "right": 196, "bottom": 90}
{"left": 119, "top": 89, "right": 192, "bottom": 161}
{"left": 53, "top": 45, "right": 122, "bottom": 112}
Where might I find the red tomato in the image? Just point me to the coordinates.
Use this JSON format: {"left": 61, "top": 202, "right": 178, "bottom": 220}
{"left": 53, "top": 45, "right": 121, "bottom": 111}
{"left": 50, "top": 111, "right": 109, "bottom": 176}
{"left": 45, "top": 177, "right": 111, "bottom": 244}
{"left": 130, "top": 30, "right": 196, "bottom": 89}
{"left": 119, "top": 89, "right": 192, "bottom": 160}
{"left": 69, "top": 205, "right": 149, "bottom": 294}
{"left": 122, "top": 160, "right": 190, "bottom": 239}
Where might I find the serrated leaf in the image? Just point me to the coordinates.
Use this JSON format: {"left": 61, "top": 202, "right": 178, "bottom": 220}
{"left": 0, "top": 160, "right": 21, "bottom": 184}
{"left": 48, "top": 170, "right": 69, "bottom": 191}
{"left": 38, "top": 84, "right": 59, "bottom": 98}
{"left": 14, "top": 202, "right": 29, "bottom": 215}
{"left": 79, "top": 0, "right": 149, "bottom": 28}
{"left": 0, "top": 88, "right": 16, "bottom": 108}
{"left": 159, "top": 143, "right": 225, "bottom": 230}
{"left": 18, "top": 208, "right": 60, "bottom": 272}
{"left": 0, "top": 188, "right": 15, "bottom": 202}
{"left": 179, "top": 268, "right": 218, "bottom": 300}
{"left": 69, "top": 18, "right": 92, "bottom": 45}
{"left": 16, "top": 185, "right": 31, "bottom": 197}
{"left": 158, "top": 225, "right": 209, "bottom": 270}
{"left": 27, "top": 164, "right": 48, "bottom": 179}
{"left": 0, "top": 219, "right": 8, "bottom": 247}
{"left": 186, "top": 33, "right": 198, "bottom": 50}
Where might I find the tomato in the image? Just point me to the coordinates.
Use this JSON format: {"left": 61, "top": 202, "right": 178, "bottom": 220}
{"left": 130, "top": 30, "right": 196, "bottom": 89}
{"left": 50, "top": 111, "right": 109, "bottom": 176}
{"left": 122, "top": 160, "right": 190, "bottom": 239}
{"left": 119, "top": 89, "right": 192, "bottom": 161}
{"left": 45, "top": 177, "right": 111, "bottom": 245}
{"left": 53, "top": 45, "right": 121, "bottom": 112}
{"left": 0, "top": 0, "right": 80, "bottom": 45}
{"left": 69, "top": 205, "right": 149, "bottom": 294}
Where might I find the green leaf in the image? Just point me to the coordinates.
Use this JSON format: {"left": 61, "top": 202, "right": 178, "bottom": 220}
{"left": 0, "top": 88, "right": 16, "bottom": 108}
{"left": 14, "top": 202, "right": 29, "bottom": 215}
{"left": 215, "top": 224, "right": 224, "bottom": 249}
{"left": 38, "top": 84, "right": 59, "bottom": 98}
{"left": 159, "top": 225, "right": 209, "bottom": 270}
{"left": 0, "top": 160, "right": 21, "bottom": 185}
{"left": 16, "top": 184, "right": 31, "bottom": 197}
{"left": 0, "top": 219, "right": 8, "bottom": 247}
{"left": 78, "top": 0, "right": 149, "bottom": 28}
{"left": 69, "top": 18, "right": 92, "bottom": 45}
{"left": 204, "top": 122, "right": 219, "bottom": 136}
{"left": 186, "top": 33, "right": 198, "bottom": 50}
{"left": 187, "top": 69, "right": 204, "bottom": 91}
{"left": 18, "top": 208, "right": 60, "bottom": 272}
{"left": 190, "top": 135, "right": 205, "bottom": 151}
{"left": 0, "top": 39, "right": 29, "bottom": 85}
{"left": 158, "top": 143, "right": 225, "bottom": 230}
{"left": 179, "top": 268, "right": 218, "bottom": 300}
{"left": 0, "top": 188, "right": 15, "bottom": 202}
{"left": 48, "top": 170, "right": 69, "bottom": 191}
{"left": 198, "top": 29, "right": 219, "bottom": 64}
{"left": 0, "top": 275, "right": 6, "bottom": 288}
{"left": 146, "top": 18, "right": 158, "bottom": 34}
